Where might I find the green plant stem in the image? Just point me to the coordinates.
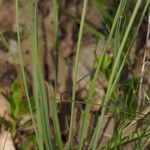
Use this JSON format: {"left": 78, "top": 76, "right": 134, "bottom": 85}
{"left": 46, "top": 82, "right": 63, "bottom": 150}
{"left": 15, "top": 0, "right": 40, "bottom": 148}
{"left": 108, "top": 1, "right": 150, "bottom": 149}
{"left": 78, "top": 1, "right": 127, "bottom": 149}
{"left": 51, "top": 0, "right": 63, "bottom": 149}
{"left": 52, "top": 0, "right": 59, "bottom": 90}
{"left": 31, "top": 0, "right": 53, "bottom": 149}
{"left": 89, "top": 0, "right": 143, "bottom": 149}
{"left": 68, "top": 0, "right": 89, "bottom": 148}
{"left": 122, "top": 128, "right": 150, "bottom": 145}
{"left": 109, "top": 128, "right": 150, "bottom": 149}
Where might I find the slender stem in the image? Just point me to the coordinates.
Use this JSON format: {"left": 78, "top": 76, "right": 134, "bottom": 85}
{"left": 52, "top": 0, "right": 59, "bottom": 91}
{"left": 51, "top": 0, "right": 63, "bottom": 149}
{"left": 33, "top": 0, "right": 53, "bottom": 149}
{"left": 15, "top": 0, "right": 40, "bottom": 148}
{"left": 67, "top": 0, "right": 89, "bottom": 148}
{"left": 78, "top": 0, "right": 127, "bottom": 149}
{"left": 89, "top": 0, "right": 144, "bottom": 149}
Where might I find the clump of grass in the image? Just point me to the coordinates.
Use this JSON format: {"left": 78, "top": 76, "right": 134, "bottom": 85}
{"left": 88, "top": 1, "right": 149, "bottom": 149}
{"left": 16, "top": 0, "right": 53, "bottom": 149}
{"left": 15, "top": 0, "right": 150, "bottom": 149}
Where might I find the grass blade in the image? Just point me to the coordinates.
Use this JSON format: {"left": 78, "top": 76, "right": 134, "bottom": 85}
{"left": 30, "top": 0, "right": 53, "bottom": 149}
{"left": 89, "top": 0, "right": 146, "bottom": 149}
{"left": 78, "top": 1, "right": 127, "bottom": 149}
{"left": 52, "top": 0, "right": 59, "bottom": 90}
{"left": 15, "top": 0, "right": 41, "bottom": 148}
{"left": 51, "top": 0, "right": 63, "bottom": 149}
{"left": 67, "top": 0, "right": 89, "bottom": 148}
{"left": 46, "top": 82, "right": 63, "bottom": 149}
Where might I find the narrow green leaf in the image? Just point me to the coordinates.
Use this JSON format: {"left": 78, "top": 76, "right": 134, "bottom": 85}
{"left": 66, "top": 0, "right": 89, "bottom": 149}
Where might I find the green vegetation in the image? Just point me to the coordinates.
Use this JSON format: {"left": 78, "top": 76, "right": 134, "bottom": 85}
{"left": 0, "top": 0, "right": 149, "bottom": 149}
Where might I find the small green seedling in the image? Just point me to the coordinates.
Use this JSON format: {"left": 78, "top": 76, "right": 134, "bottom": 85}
{"left": 0, "top": 81, "right": 35, "bottom": 149}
